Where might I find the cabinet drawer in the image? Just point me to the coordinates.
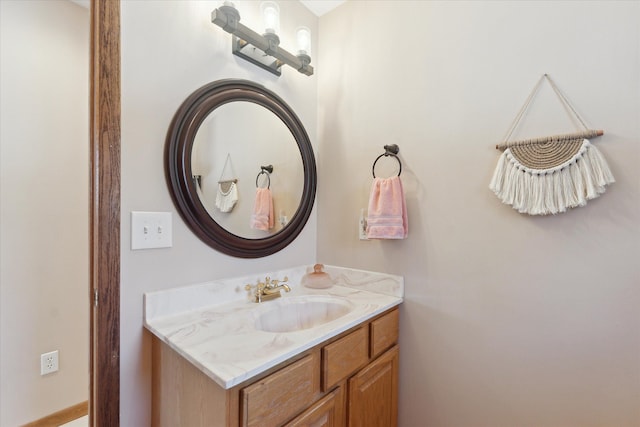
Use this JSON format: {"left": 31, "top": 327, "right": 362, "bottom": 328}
{"left": 322, "top": 327, "right": 368, "bottom": 391}
{"left": 241, "top": 352, "right": 320, "bottom": 427}
{"left": 370, "top": 309, "right": 399, "bottom": 358}
{"left": 285, "top": 385, "right": 344, "bottom": 427}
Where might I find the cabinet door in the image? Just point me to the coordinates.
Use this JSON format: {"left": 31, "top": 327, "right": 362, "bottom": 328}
{"left": 285, "top": 386, "right": 345, "bottom": 427}
{"left": 347, "top": 346, "right": 398, "bottom": 427}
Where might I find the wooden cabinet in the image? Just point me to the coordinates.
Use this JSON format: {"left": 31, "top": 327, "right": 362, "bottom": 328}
{"left": 285, "top": 386, "right": 344, "bottom": 427}
{"left": 241, "top": 352, "right": 321, "bottom": 427}
{"left": 370, "top": 308, "right": 399, "bottom": 358}
{"left": 152, "top": 307, "right": 399, "bottom": 427}
{"left": 322, "top": 327, "right": 368, "bottom": 391}
{"left": 348, "top": 346, "right": 399, "bottom": 427}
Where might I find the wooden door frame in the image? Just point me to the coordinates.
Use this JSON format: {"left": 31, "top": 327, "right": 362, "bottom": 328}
{"left": 90, "top": 0, "right": 120, "bottom": 425}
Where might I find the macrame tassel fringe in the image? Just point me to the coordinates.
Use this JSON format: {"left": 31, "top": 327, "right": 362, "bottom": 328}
{"left": 489, "top": 140, "right": 615, "bottom": 215}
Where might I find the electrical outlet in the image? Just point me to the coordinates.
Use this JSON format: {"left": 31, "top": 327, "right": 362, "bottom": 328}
{"left": 40, "top": 350, "right": 59, "bottom": 375}
{"left": 359, "top": 208, "right": 369, "bottom": 240}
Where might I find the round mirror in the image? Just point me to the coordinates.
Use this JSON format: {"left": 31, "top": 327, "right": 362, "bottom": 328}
{"left": 165, "top": 79, "right": 316, "bottom": 258}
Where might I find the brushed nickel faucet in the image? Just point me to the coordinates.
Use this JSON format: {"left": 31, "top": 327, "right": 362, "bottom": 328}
{"left": 245, "top": 276, "right": 291, "bottom": 303}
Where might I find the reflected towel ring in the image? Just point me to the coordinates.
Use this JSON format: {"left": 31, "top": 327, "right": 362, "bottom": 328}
{"left": 372, "top": 144, "right": 402, "bottom": 178}
{"left": 256, "top": 171, "right": 270, "bottom": 189}
{"left": 256, "top": 164, "right": 273, "bottom": 189}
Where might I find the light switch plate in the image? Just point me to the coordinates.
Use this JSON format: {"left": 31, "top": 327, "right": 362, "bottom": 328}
{"left": 131, "top": 211, "right": 172, "bottom": 250}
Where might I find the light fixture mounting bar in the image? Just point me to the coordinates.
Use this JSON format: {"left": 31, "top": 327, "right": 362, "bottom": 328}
{"left": 211, "top": 6, "right": 314, "bottom": 77}
{"left": 232, "top": 35, "right": 282, "bottom": 76}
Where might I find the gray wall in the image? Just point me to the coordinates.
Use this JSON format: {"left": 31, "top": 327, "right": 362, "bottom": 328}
{"left": 119, "top": 1, "right": 639, "bottom": 425}
{"left": 0, "top": 1, "right": 89, "bottom": 425}
{"left": 120, "top": 1, "right": 318, "bottom": 425}
{"left": 317, "top": 1, "right": 639, "bottom": 426}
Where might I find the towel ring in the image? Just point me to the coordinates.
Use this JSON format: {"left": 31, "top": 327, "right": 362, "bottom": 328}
{"left": 372, "top": 144, "right": 402, "bottom": 178}
{"left": 256, "top": 165, "right": 273, "bottom": 189}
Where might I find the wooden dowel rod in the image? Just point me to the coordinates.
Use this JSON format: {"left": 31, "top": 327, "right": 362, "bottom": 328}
{"left": 495, "top": 129, "right": 604, "bottom": 150}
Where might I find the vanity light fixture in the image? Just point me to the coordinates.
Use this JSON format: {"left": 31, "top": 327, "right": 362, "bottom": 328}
{"left": 211, "top": 1, "right": 314, "bottom": 77}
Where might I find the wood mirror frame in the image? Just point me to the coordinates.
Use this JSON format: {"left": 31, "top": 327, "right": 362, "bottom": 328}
{"left": 165, "top": 79, "right": 317, "bottom": 258}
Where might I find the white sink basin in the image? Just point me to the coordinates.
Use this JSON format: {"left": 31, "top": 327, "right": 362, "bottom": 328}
{"left": 254, "top": 296, "right": 353, "bottom": 333}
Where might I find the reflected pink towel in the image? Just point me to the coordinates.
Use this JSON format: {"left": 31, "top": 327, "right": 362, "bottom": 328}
{"left": 250, "top": 188, "right": 274, "bottom": 230}
{"left": 366, "top": 176, "right": 408, "bottom": 239}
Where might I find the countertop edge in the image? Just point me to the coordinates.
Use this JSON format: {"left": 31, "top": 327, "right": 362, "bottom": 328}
{"left": 145, "top": 296, "right": 403, "bottom": 389}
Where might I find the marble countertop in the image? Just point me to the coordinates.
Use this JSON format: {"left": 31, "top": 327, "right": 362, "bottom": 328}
{"left": 144, "top": 265, "right": 403, "bottom": 389}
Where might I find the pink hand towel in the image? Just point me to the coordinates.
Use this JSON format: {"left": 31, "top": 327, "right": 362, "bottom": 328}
{"left": 250, "top": 187, "right": 274, "bottom": 230}
{"left": 366, "top": 176, "right": 408, "bottom": 239}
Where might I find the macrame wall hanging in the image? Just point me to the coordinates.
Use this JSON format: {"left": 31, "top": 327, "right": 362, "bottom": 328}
{"left": 489, "top": 74, "right": 615, "bottom": 215}
{"left": 215, "top": 153, "right": 239, "bottom": 213}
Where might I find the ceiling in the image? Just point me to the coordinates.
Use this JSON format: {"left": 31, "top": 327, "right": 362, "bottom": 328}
{"left": 300, "top": 0, "right": 346, "bottom": 16}
{"left": 71, "top": 1, "right": 344, "bottom": 17}
{"left": 66, "top": 1, "right": 345, "bottom": 16}
{"left": 69, "top": 0, "right": 89, "bottom": 8}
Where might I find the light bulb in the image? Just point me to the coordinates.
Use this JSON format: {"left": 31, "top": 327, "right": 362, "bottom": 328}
{"left": 260, "top": 1, "right": 280, "bottom": 35}
{"left": 296, "top": 26, "right": 311, "bottom": 56}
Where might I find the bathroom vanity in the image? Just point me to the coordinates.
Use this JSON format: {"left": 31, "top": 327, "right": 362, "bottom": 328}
{"left": 144, "top": 265, "right": 403, "bottom": 427}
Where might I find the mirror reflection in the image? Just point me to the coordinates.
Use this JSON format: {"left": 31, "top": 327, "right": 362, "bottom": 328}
{"left": 165, "top": 79, "right": 316, "bottom": 258}
{"left": 192, "top": 101, "right": 304, "bottom": 239}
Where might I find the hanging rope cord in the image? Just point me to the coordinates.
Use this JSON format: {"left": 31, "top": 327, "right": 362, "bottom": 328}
{"left": 218, "top": 153, "right": 238, "bottom": 184}
{"left": 497, "top": 74, "right": 601, "bottom": 150}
